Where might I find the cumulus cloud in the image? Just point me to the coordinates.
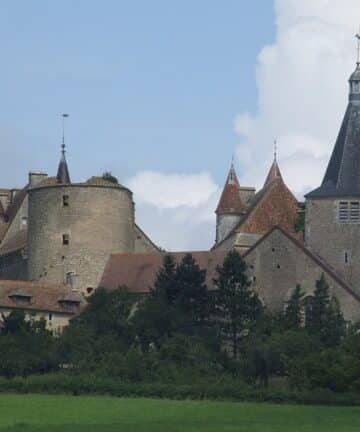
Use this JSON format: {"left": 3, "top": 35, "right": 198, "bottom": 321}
{"left": 235, "top": 0, "right": 360, "bottom": 196}
{"left": 125, "top": 171, "right": 220, "bottom": 251}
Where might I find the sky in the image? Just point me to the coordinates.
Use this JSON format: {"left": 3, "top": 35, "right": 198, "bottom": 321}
{"left": 1, "top": 1, "right": 360, "bottom": 251}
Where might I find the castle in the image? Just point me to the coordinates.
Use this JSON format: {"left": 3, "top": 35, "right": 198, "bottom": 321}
{"left": 1, "top": 60, "right": 360, "bottom": 330}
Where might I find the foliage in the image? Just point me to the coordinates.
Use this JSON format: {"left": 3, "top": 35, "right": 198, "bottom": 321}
{"left": 102, "top": 171, "right": 119, "bottom": 184}
{"left": 213, "top": 250, "right": 262, "bottom": 359}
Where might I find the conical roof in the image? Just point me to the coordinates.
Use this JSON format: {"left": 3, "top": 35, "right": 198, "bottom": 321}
{"left": 216, "top": 164, "right": 246, "bottom": 214}
{"left": 264, "top": 158, "right": 283, "bottom": 186}
{"left": 56, "top": 145, "right": 71, "bottom": 184}
{"left": 307, "top": 65, "right": 360, "bottom": 198}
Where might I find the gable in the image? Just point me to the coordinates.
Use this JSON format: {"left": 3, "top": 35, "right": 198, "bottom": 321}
{"left": 244, "top": 227, "right": 360, "bottom": 321}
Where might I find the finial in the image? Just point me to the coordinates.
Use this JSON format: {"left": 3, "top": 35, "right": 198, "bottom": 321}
{"left": 356, "top": 28, "right": 360, "bottom": 66}
{"left": 273, "top": 139, "right": 277, "bottom": 161}
{"left": 62, "top": 114, "right": 69, "bottom": 155}
{"left": 231, "top": 153, "right": 235, "bottom": 167}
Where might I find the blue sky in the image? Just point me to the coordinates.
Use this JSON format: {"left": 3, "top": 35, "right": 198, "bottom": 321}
{"left": 0, "top": 1, "right": 274, "bottom": 187}
{"left": 1, "top": 1, "right": 359, "bottom": 250}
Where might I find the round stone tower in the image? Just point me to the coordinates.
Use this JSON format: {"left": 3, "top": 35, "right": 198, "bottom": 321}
{"left": 27, "top": 176, "right": 135, "bottom": 295}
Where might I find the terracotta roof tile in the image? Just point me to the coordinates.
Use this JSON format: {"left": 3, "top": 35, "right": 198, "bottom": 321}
{"left": 100, "top": 251, "right": 228, "bottom": 293}
{"left": 0, "top": 280, "right": 86, "bottom": 314}
{"left": 216, "top": 165, "right": 246, "bottom": 214}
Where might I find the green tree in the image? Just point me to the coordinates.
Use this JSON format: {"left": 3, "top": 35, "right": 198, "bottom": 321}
{"left": 283, "top": 285, "right": 305, "bottom": 330}
{"left": 213, "top": 250, "right": 262, "bottom": 359}
{"left": 305, "top": 274, "right": 345, "bottom": 346}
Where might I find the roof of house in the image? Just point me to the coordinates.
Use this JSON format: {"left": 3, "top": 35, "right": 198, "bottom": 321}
{"left": 0, "top": 229, "right": 27, "bottom": 256}
{"left": 216, "top": 164, "right": 246, "bottom": 214}
{"left": 100, "top": 251, "right": 228, "bottom": 293}
{"left": 56, "top": 148, "right": 71, "bottom": 184}
{"left": 307, "top": 66, "right": 360, "bottom": 198}
{"left": 213, "top": 164, "right": 299, "bottom": 249}
{"left": 0, "top": 280, "right": 85, "bottom": 314}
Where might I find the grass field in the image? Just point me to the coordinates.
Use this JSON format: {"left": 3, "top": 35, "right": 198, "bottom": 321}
{"left": 0, "top": 394, "right": 358, "bottom": 432}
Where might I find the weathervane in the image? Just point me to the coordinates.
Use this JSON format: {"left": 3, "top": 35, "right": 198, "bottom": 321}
{"left": 62, "top": 113, "right": 69, "bottom": 154}
{"left": 274, "top": 139, "right": 277, "bottom": 161}
{"left": 356, "top": 27, "right": 360, "bottom": 66}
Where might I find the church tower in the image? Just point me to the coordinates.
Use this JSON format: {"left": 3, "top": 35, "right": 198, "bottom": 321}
{"left": 305, "top": 52, "right": 360, "bottom": 293}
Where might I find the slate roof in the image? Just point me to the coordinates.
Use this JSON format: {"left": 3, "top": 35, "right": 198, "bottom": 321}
{"left": 57, "top": 151, "right": 71, "bottom": 184}
{"left": 0, "top": 280, "right": 85, "bottom": 314}
{"left": 216, "top": 164, "right": 246, "bottom": 214}
{"left": 307, "top": 66, "right": 360, "bottom": 198}
{"left": 0, "top": 229, "right": 27, "bottom": 256}
{"left": 100, "top": 251, "right": 228, "bottom": 293}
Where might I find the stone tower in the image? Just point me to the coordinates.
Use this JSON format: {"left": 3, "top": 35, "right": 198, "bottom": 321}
{"left": 305, "top": 61, "right": 360, "bottom": 294}
{"left": 27, "top": 146, "right": 135, "bottom": 295}
{"left": 215, "top": 163, "right": 254, "bottom": 244}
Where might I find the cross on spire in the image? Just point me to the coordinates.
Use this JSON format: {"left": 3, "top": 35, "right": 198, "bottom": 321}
{"left": 356, "top": 28, "right": 360, "bottom": 66}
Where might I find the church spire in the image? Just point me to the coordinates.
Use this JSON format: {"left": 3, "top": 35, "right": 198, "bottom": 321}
{"left": 264, "top": 140, "right": 283, "bottom": 186}
{"left": 215, "top": 159, "right": 246, "bottom": 214}
{"left": 56, "top": 114, "right": 71, "bottom": 184}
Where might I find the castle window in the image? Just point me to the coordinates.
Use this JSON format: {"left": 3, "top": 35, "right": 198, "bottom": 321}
{"left": 344, "top": 251, "right": 351, "bottom": 264}
{"left": 338, "top": 201, "right": 360, "bottom": 223}
{"left": 86, "top": 287, "right": 94, "bottom": 295}
{"left": 48, "top": 313, "right": 52, "bottom": 321}
{"left": 66, "top": 271, "right": 75, "bottom": 286}
{"left": 62, "top": 234, "right": 69, "bottom": 245}
{"left": 62, "top": 194, "right": 69, "bottom": 206}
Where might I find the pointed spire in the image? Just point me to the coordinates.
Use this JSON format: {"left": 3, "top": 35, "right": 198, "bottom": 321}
{"left": 349, "top": 30, "right": 360, "bottom": 100}
{"left": 57, "top": 114, "right": 71, "bottom": 184}
{"left": 216, "top": 159, "right": 246, "bottom": 214}
{"left": 264, "top": 140, "right": 283, "bottom": 186}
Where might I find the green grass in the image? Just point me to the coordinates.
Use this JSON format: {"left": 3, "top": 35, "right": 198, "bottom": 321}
{"left": 0, "top": 394, "right": 358, "bottom": 432}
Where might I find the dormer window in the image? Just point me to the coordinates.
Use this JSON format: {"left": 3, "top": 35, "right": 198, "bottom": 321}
{"left": 8, "top": 290, "right": 32, "bottom": 306}
{"left": 338, "top": 201, "right": 360, "bottom": 223}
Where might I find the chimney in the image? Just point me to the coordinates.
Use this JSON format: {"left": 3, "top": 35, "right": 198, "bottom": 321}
{"left": 29, "top": 171, "right": 48, "bottom": 187}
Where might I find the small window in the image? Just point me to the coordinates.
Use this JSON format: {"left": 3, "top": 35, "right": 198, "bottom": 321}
{"left": 21, "top": 217, "right": 27, "bottom": 226}
{"left": 86, "top": 287, "right": 94, "bottom": 295}
{"left": 339, "top": 201, "right": 348, "bottom": 222}
{"left": 48, "top": 313, "right": 52, "bottom": 321}
{"left": 62, "top": 234, "right": 69, "bottom": 245}
{"left": 344, "top": 251, "right": 351, "bottom": 264}
{"left": 277, "top": 264, "right": 281, "bottom": 269}
{"left": 66, "top": 271, "right": 75, "bottom": 286}
{"left": 62, "top": 194, "right": 69, "bottom": 206}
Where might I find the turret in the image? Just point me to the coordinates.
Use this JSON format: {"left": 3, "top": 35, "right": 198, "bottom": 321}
{"left": 215, "top": 163, "right": 246, "bottom": 244}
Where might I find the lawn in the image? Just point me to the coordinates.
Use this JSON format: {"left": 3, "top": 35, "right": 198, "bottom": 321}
{"left": 0, "top": 394, "right": 358, "bottom": 432}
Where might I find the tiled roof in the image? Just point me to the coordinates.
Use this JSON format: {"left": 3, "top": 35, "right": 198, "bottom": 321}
{"left": 216, "top": 165, "right": 246, "bottom": 214}
{"left": 0, "top": 229, "right": 27, "bottom": 256}
{"left": 307, "top": 67, "right": 360, "bottom": 198}
{"left": 100, "top": 251, "right": 228, "bottom": 293}
{"left": 214, "top": 173, "right": 298, "bottom": 249}
{"left": 264, "top": 159, "right": 283, "bottom": 186}
{"left": 0, "top": 280, "right": 85, "bottom": 314}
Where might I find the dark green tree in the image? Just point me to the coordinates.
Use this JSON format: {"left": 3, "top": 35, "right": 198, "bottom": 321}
{"left": 213, "top": 249, "right": 262, "bottom": 359}
{"left": 305, "top": 274, "right": 345, "bottom": 346}
{"left": 283, "top": 285, "right": 305, "bottom": 330}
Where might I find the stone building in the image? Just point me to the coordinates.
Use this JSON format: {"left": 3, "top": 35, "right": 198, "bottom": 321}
{"left": 1, "top": 56, "right": 360, "bottom": 326}
{"left": 99, "top": 61, "right": 360, "bottom": 322}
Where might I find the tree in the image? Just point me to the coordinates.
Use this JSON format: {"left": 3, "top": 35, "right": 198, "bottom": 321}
{"left": 283, "top": 285, "right": 305, "bottom": 330}
{"left": 151, "top": 254, "right": 177, "bottom": 303}
{"left": 213, "top": 249, "right": 262, "bottom": 359}
{"left": 305, "top": 274, "right": 345, "bottom": 346}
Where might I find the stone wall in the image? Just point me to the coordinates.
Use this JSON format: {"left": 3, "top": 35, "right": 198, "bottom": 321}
{"left": 28, "top": 184, "right": 135, "bottom": 295}
{"left": 305, "top": 198, "right": 360, "bottom": 295}
{"left": 0, "top": 250, "right": 27, "bottom": 280}
{"left": 216, "top": 213, "right": 242, "bottom": 244}
{"left": 134, "top": 225, "right": 159, "bottom": 253}
{"left": 244, "top": 228, "right": 360, "bottom": 322}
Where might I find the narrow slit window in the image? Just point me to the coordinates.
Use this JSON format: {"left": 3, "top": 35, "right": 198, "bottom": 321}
{"left": 62, "top": 234, "right": 69, "bottom": 245}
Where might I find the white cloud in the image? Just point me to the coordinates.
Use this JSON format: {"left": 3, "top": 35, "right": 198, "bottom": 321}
{"left": 125, "top": 171, "right": 220, "bottom": 251}
{"left": 235, "top": 0, "right": 360, "bottom": 196}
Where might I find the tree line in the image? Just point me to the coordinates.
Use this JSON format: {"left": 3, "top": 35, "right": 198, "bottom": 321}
{"left": 0, "top": 250, "right": 359, "bottom": 395}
